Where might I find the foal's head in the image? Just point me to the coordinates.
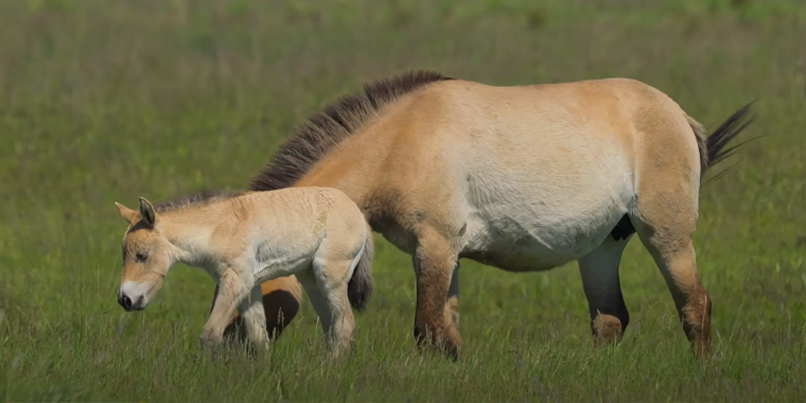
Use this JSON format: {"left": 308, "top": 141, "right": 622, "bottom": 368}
{"left": 114, "top": 197, "right": 173, "bottom": 312}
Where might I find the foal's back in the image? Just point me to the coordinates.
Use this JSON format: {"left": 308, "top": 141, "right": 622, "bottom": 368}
{"left": 208, "top": 187, "right": 366, "bottom": 267}
{"left": 242, "top": 186, "right": 364, "bottom": 240}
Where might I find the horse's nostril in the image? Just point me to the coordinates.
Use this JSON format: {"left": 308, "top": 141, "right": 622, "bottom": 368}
{"left": 119, "top": 295, "right": 132, "bottom": 309}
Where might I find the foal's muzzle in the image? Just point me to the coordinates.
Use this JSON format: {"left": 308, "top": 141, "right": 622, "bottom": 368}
{"left": 117, "top": 291, "right": 145, "bottom": 312}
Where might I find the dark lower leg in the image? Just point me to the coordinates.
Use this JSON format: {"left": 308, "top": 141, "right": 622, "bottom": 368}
{"left": 675, "top": 279, "right": 712, "bottom": 357}
{"left": 579, "top": 238, "right": 631, "bottom": 346}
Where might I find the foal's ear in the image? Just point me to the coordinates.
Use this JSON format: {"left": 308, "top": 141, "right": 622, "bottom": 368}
{"left": 114, "top": 202, "right": 139, "bottom": 224}
{"left": 138, "top": 197, "right": 157, "bottom": 227}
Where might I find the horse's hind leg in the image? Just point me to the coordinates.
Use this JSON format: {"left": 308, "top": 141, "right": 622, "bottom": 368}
{"left": 578, "top": 236, "right": 632, "bottom": 347}
{"left": 631, "top": 187, "right": 712, "bottom": 357}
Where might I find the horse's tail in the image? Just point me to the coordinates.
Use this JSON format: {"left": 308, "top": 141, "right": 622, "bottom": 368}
{"left": 688, "top": 101, "right": 757, "bottom": 180}
{"left": 347, "top": 221, "right": 374, "bottom": 311}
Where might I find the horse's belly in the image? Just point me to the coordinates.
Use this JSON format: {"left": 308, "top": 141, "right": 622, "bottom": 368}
{"left": 459, "top": 184, "right": 631, "bottom": 272}
{"left": 460, "top": 239, "right": 573, "bottom": 272}
{"left": 461, "top": 217, "right": 612, "bottom": 272}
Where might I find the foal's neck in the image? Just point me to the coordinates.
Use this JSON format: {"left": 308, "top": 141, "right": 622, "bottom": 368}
{"left": 160, "top": 203, "right": 234, "bottom": 270}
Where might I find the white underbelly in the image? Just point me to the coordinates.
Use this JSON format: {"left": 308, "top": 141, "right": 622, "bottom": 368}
{"left": 460, "top": 204, "right": 626, "bottom": 271}
{"left": 458, "top": 164, "right": 634, "bottom": 272}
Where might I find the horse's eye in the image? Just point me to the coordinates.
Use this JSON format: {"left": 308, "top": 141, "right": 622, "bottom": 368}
{"left": 135, "top": 252, "right": 148, "bottom": 262}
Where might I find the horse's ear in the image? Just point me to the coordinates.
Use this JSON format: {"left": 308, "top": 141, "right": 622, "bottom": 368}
{"left": 115, "top": 202, "right": 139, "bottom": 224}
{"left": 138, "top": 197, "right": 157, "bottom": 227}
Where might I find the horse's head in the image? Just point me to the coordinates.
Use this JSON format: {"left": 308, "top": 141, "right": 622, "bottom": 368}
{"left": 114, "top": 197, "right": 172, "bottom": 312}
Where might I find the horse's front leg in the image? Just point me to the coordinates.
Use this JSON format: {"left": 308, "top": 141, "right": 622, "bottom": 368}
{"left": 201, "top": 270, "right": 250, "bottom": 350}
{"left": 412, "top": 226, "right": 462, "bottom": 360}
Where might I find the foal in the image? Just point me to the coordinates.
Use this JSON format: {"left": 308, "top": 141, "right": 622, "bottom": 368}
{"left": 114, "top": 187, "right": 373, "bottom": 357}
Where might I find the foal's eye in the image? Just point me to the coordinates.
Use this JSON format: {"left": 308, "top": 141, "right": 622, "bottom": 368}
{"left": 135, "top": 252, "right": 148, "bottom": 262}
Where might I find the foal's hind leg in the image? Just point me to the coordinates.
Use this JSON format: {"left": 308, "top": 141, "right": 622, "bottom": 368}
{"left": 299, "top": 259, "right": 357, "bottom": 358}
{"left": 632, "top": 191, "right": 712, "bottom": 357}
{"left": 578, "top": 236, "right": 632, "bottom": 347}
{"left": 236, "top": 284, "right": 270, "bottom": 350}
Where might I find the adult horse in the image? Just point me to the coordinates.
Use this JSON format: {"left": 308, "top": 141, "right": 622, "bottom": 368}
{"left": 218, "top": 70, "right": 755, "bottom": 359}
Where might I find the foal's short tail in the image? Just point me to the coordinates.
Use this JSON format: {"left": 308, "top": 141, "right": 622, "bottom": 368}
{"left": 347, "top": 222, "right": 374, "bottom": 311}
{"left": 688, "top": 101, "right": 758, "bottom": 179}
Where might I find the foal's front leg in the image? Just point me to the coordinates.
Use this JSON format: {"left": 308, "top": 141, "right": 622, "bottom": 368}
{"left": 202, "top": 270, "right": 250, "bottom": 350}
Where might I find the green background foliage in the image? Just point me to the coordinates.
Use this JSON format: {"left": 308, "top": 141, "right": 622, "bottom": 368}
{"left": 1, "top": 0, "right": 804, "bottom": 401}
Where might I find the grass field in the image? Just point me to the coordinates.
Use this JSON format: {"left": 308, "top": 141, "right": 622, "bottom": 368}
{"left": 2, "top": 0, "right": 805, "bottom": 401}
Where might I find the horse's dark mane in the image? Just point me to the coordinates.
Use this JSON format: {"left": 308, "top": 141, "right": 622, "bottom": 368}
{"left": 154, "top": 190, "right": 243, "bottom": 213}
{"left": 249, "top": 70, "right": 453, "bottom": 191}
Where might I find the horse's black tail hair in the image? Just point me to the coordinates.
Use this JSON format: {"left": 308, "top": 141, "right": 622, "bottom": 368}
{"left": 690, "top": 101, "right": 759, "bottom": 180}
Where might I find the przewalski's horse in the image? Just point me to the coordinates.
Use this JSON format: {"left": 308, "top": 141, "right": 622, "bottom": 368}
{"left": 225, "top": 71, "right": 755, "bottom": 359}
{"left": 114, "top": 187, "right": 374, "bottom": 357}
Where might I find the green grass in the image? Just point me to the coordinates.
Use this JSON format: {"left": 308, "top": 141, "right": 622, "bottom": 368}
{"left": 2, "top": 0, "right": 805, "bottom": 401}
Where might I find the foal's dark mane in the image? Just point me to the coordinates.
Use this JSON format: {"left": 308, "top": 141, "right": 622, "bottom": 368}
{"left": 249, "top": 70, "right": 453, "bottom": 191}
{"left": 154, "top": 190, "right": 243, "bottom": 213}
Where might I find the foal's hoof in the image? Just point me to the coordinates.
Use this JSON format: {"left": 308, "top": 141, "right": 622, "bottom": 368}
{"left": 200, "top": 330, "right": 224, "bottom": 351}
